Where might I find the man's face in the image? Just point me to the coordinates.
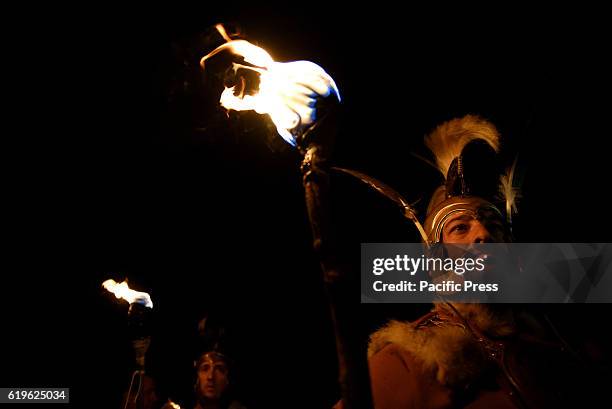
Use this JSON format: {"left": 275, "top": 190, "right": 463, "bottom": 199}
{"left": 439, "top": 210, "right": 515, "bottom": 283}
{"left": 442, "top": 211, "right": 506, "bottom": 244}
{"left": 197, "top": 354, "right": 229, "bottom": 401}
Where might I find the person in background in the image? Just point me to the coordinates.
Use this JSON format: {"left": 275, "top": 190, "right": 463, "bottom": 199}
{"left": 190, "top": 317, "right": 246, "bottom": 409}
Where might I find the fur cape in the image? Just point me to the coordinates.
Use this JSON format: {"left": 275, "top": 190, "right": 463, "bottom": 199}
{"left": 368, "top": 304, "right": 516, "bottom": 388}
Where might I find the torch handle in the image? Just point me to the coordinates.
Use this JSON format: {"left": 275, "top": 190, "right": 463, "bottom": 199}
{"left": 132, "top": 337, "right": 151, "bottom": 369}
{"left": 301, "top": 145, "right": 373, "bottom": 409}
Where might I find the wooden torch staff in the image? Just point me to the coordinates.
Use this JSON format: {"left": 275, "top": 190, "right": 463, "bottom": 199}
{"left": 299, "top": 121, "right": 373, "bottom": 409}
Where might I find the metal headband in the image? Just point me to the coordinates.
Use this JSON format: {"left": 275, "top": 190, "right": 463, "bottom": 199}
{"left": 426, "top": 198, "right": 504, "bottom": 243}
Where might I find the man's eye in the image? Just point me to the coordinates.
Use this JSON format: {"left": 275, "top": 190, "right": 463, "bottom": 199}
{"left": 450, "top": 223, "right": 468, "bottom": 233}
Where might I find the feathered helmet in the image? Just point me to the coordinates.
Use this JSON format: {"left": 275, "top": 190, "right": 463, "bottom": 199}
{"left": 194, "top": 315, "right": 232, "bottom": 370}
{"left": 334, "top": 115, "right": 520, "bottom": 245}
{"left": 421, "top": 115, "right": 520, "bottom": 244}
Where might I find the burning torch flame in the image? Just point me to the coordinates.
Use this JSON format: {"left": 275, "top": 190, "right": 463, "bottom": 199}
{"left": 201, "top": 24, "right": 341, "bottom": 146}
{"left": 102, "top": 279, "right": 153, "bottom": 308}
{"left": 163, "top": 400, "right": 182, "bottom": 409}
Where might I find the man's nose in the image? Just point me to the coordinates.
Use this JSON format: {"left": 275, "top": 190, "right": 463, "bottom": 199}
{"left": 470, "top": 221, "right": 492, "bottom": 243}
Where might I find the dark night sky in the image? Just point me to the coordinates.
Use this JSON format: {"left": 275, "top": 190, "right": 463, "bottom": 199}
{"left": 3, "top": 4, "right": 611, "bottom": 409}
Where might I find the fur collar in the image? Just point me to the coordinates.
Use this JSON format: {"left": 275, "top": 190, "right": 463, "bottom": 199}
{"left": 368, "top": 304, "right": 515, "bottom": 388}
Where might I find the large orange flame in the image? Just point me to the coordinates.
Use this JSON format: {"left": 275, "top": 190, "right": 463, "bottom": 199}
{"left": 201, "top": 25, "right": 340, "bottom": 146}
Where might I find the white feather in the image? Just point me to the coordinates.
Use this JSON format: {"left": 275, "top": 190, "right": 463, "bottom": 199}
{"left": 425, "top": 115, "right": 500, "bottom": 179}
{"left": 499, "top": 156, "right": 520, "bottom": 218}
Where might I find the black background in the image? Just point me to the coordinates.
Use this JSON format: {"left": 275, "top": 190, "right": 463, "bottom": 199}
{"left": 3, "top": 3, "right": 611, "bottom": 408}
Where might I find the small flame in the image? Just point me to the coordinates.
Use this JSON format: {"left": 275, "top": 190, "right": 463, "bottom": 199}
{"left": 102, "top": 279, "right": 153, "bottom": 308}
{"left": 165, "top": 400, "right": 182, "bottom": 409}
{"left": 201, "top": 25, "right": 341, "bottom": 146}
{"left": 215, "top": 23, "right": 232, "bottom": 42}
